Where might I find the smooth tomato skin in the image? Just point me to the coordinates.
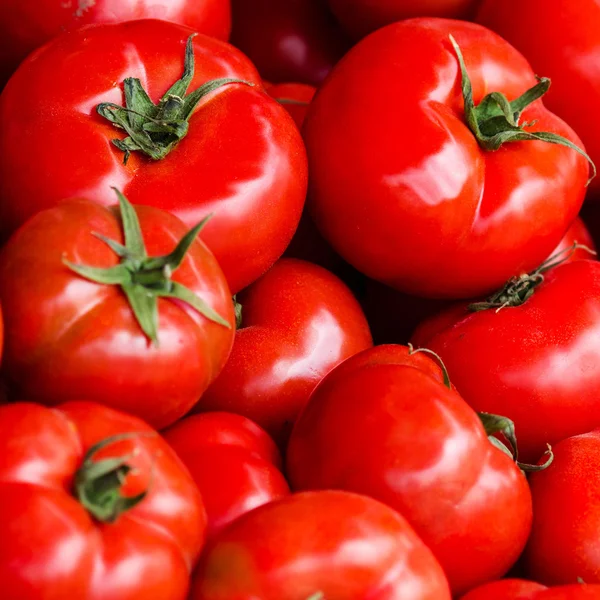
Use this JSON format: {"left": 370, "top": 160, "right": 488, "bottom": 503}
{"left": 230, "top": 0, "right": 351, "bottom": 86}
{"left": 162, "top": 412, "right": 282, "bottom": 468}
{"left": 553, "top": 217, "right": 597, "bottom": 262}
{"left": 525, "top": 431, "right": 600, "bottom": 585}
{"left": 265, "top": 82, "right": 316, "bottom": 129}
{"left": 327, "top": 0, "right": 480, "bottom": 39}
{"left": 460, "top": 579, "right": 548, "bottom": 600}
{"left": 0, "top": 401, "right": 205, "bottom": 600}
{"left": 477, "top": 0, "right": 600, "bottom": 199}
{"left": 287, "top": 345, "right": 533, "bottom": 596}
{"left": 0, "top": 20, "right": 307, "bottom": 294}
{"left": 191, "top": 490, "right": 452, "bottom": 599}
{"left": 0, "top": 200, "right": 235, "bottom": 430}
{"left": 305, "top": 19, "right": 589, "bottom": 299}
{"left": 0, "top": 0, "right": 231, "bottom": 87}
{"left": 417, "top": 260, "right": 600, "bottom": 463}
{"left": 197, "top": 258, "right": 373, "bottom": 446}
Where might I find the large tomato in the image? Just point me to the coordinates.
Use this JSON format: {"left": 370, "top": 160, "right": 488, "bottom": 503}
{"left": 461, "top": 581, "right": 600, "bottom": 599}
{"left": 163, "top": 412, "right": 290, "bottom": 540}
{"left": 524, "top": 430, "right": 600, "bottom": 585}
{"left": 0, "top": 192, "right": 235, "bottom": 429}
{"left": 0, "top": 401, "right": 205, "bottom": 600}
{"left": 197, "top": 258, "right": 372, "bottom": 445}
{"left": 327, "top": 0, "right": 480, "bottom": 39}
{"left": 230, "top": 0, "right": 350, "bottom": 86}
{"left": 0, "top": 0, "right": 231, "bottom": 88}
{"left": 287, "top": 344, "right": 533, "bottom": 596}
{"left": 304, "top": 19, "right": 591, "bottom": 299}
{"left": 477, "top": 0, "right": 600, "bottom": 200}
{"left": 0, "top": 19, "right": 307, "bottom": 293}
{"left": 190, "top": 490, "right": 452, "bottom": 599}
{"left": 414, "top": 259, "right": 600, "bottom": 463}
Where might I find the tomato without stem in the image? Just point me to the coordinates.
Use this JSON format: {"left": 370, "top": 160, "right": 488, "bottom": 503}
{"left": 163, "top": 413, "right": 289, "bottom": 540}
{"left": 197, "top": 258, "right": 372, "bottom": 446}
{"left": 461, "top": 581, "right": 600, "bottom": 599}
{"left": 190, "top": 490, "right": 452, "bottom": 599}
{"left": 265, "top": 82, "right": 316, "bottom": 129}
{"left": 0, "top": 194, "right": 235, "bottom": 429}
{"left": 0, "top": 0, "right": 232, "bottom": 87}
{"left": 0, "top": 19, "right": 307, "bottom": 293}
{"left": 477, "top": 0, "right": 600, "bottom": 200}
{"left": 0, "top": 401, "right": 205, "bottom": 600}
{"left": 305, "top": 19, "right": 591, "bottom": 299}
{"left": 287, "top": 344, "right": 533, "bottom": 596}
{"left": 415, "top": 259, "right": 600, "bottom": 463}
{"left": 230, "top": 0, "right": 350, "bottom": 86}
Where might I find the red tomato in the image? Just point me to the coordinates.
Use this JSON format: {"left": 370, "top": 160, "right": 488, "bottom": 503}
{"left": 287, "top": 344, "right": 533, "bottom": 596}
{"left": 266, "top": 82, "right": 316, "bottom": 129}
{"left": 0, "top": 20, "right": 307, "bottom": 293}
{"left": 327, "top": 0, "right": 480, "bottom": 39}
{"left": 461, "top": 581, "right": 600, "bottom": 599}
{"left": 197, "top": 258, "right": 372, "bottom": 446}
{"left": 415, "top": 260, "right": 600, "bottom": 463}
{"left": 525, "top": 431, "right": 600, "bottom": 585}
{"left": 190, "top": 490, "right": 452, "bottom": 599}
{"left": 230, "top": 0, "right": 351, "bottom": 86}
{"left": 0, "top": 194, "right": 235, "bottom": 430}
{"left": 163, "top": 413, "right": 290, "bottom": 540}
{"left": 552, "top": 217, "right": 596, "bottom": 262}
{"left": 304, "top": 19, "right": 590, "bottom": 299}
{"left": 0, "top": 401, "right": 205, "bottom": 600}
{"left": 477, "top": 0, "right": 600, "bottom": 200}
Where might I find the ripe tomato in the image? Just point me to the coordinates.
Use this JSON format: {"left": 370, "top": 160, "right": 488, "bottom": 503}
{"left": 0, "top": 20, "right": 307, "bottom": 293}
{"left": 0, "top": 193, "right": 235, "bottom": 430}
{"left": 460, "top": 579, "right": 548, "bottom": 600}
{"left": 0, "top": 0, "right": 231, "bottom": 87}
{"left": 287, "top": 344, "right": 533, "bottom": 596}
{"left": 477, "top": 0, "right": 600, "bottom": 200}
{"left": 327, "top": 0, "right": 480, "bottom": 39}
{"left": 304, "top": 19, "right": 591, "bottom": 299}
{"left": 190, "top": 490, "right": 452, "bottom": 599}
{"left": 0, "top": 401, "right": 205, "bottom": 600}
{"left": 552, "top": 217, "right": 596, "bottom": 262}
{"left": 230, "top": 0, "right": 350, "bottom": 86}
{"left": 415, "top": 259, "right": 600, "bottom": 463}
{"left": 197, "top": 258, "right": 372, "bottom": 446}
{"left": 163, "top": 412, "right": 290, "bottom": 540}
{"left": 524, "top": 430, "right": 600, "bottom": 585}
{"left": 265, "top": 82, "right": 316, "bottom": 129}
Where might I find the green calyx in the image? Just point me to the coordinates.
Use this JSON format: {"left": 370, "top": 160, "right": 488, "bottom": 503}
{"left": 64, "top": 188, "right": 231, "bottom": 345}
{"left": 450, "top": 35, "right": 596, "bottom": 184}
{"left": 407, "top": 344, "right": 451, "bottom": 389}
{"left": 74, "top": 432, "right": 154, "bottom": 523}
{"left": 469, "top": 242, "right": 596, "bottom": 312}
{"left": 478, "top": 412, "right": 554, "bottom": 473}
{"left": 97, "top": 34, "right": 253, "bottom": 164}
{"left": 233, "top": 295, "right": 243, "bottom": 330}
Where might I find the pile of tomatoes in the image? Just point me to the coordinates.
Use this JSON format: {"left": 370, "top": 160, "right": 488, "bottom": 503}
{"left": 2, "top": 1, "right": 600, "bottom": 599}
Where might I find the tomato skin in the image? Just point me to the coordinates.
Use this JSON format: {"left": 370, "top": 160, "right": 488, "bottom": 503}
{"left": 0, "top": 401, "right": 205, "bottom": 600}
{"left": 524, "top": 431, "right": 600, "bottom": 585}
{"left": 305, "top": 18, "right": 589, "bottom": 299}
{"left": 230, "top": 0, "right": 351, "bottom": 86}
{"left": 477, "top": 0, "right": 600, "bottom": 200}
{"left": 0, "top": 20, "right": 307, "bottom": 294}
{"left": 287, "top": 345, "right": 532, "bottom": 596}
{"left": 0, "top": 0, "right": 231, "bottom": 87}
{"left": 197, "top": 258, "right": 373, "bottom": 446}
{"left": 327, "top": 0, "right": 480, "bottom": 39}
{"left": 163, "top": 413, "right": 289, "bottom": 540}
{"left": 190, "top": 490, "right": 452, "bottom": 599}
{"left": 416, "top": 260, "right": 600, "bottom": 463}
{"left": 460, "top": 579, "right": 548, "bottom": 600}
{"left": 553, "top": 217, "right": 597, "bottom": 262}
{"left": 0, "top": 199, "right": 235, "bottom": 430}
{"left": 265, "top": 82, "right": 316, "bottom": 129}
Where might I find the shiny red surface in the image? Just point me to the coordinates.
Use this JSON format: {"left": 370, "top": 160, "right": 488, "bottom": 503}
{"left": 460, "top": 579, "right": 548, "bottom": 600}
{"left": 0, "top": 401, "right": 205, "bottom": 600}
{"left": 288, "top": 344, "right": 533, "bottom": 596}
{"left": 191, "top": 490, "right": 452, "bottom": 599}
{"left": 0, "top": 19, "right": 307, "bottom": 293}
{"left": 305, "top": 19, "right": 589, "bottom": 299}
{"left": 198, "top": 258, "right": 372, "bottom": 446}
{"left": 265, "top": 82, "right": 316, "bottom": 129}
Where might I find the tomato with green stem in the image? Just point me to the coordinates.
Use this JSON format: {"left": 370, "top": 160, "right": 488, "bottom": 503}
{"left": 0, "top": 190, "right": 235, "bottom": 429}
{"left": 0, "top": 401, "right": 205, "bottom": 600}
